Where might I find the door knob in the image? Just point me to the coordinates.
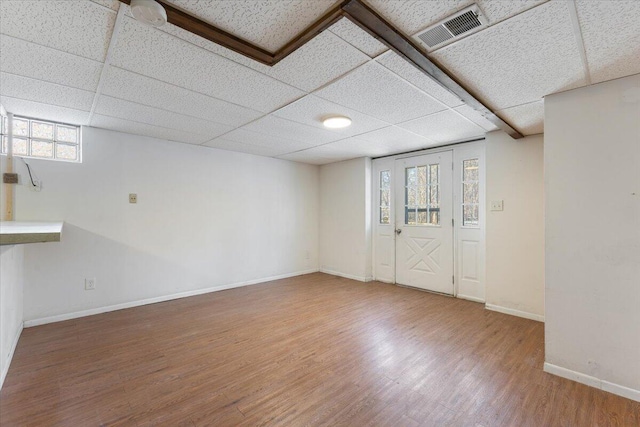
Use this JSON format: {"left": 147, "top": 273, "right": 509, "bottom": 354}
{"left": 395, "top": 228, "right": 402, "bottom": 235}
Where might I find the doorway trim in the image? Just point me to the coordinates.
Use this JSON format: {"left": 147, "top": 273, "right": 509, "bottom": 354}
{"left": 372, "top": 140, "right": 486, "bottom": 302}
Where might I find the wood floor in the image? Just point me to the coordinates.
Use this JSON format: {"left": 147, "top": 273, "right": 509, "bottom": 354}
{"left": 1, "top": 273, "right": 638, "bottom": 426}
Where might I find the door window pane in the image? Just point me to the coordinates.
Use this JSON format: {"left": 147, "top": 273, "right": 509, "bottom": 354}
{"left": 379, "top": 170, "right": 391, "bottom": 224}
{"left": 462, "top": 158, "right": 479, "bottom": 227}
{"left": 380, "top": 207, "right": 390, "bottom": 224}
{"left": 463, "top": 205, "right": 479, "bottom": 226}
{"left": 405, "top": 164, "right": 440, "bottom": 226}
{"left": 463, "top": 158, "right": 479, "bottom": 181}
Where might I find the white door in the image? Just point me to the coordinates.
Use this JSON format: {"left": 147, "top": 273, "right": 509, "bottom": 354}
{"left": 395, "top": 151, "right": 454, "bottom": 294}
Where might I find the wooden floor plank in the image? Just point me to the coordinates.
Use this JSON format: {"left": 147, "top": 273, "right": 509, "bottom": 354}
{"left": 1, "top": 273, "right": 638, "bottom": 426}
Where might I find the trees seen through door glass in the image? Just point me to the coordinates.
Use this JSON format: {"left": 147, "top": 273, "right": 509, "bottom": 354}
{"left": 380, "top": 170, "right": 391, "bottom": 224}
{"left": 462, "top": 158, "right": 479, "bottom": 226}
{"left": 405, "top": 164, "right": 440, "bottom": 226}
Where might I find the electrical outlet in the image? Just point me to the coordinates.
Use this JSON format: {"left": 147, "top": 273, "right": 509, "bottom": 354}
{"left": 129, "top": 193, "right": 137, "bottom": 204}
{"left": 85, "top": 278, "right": 96, "bottom": 290}
{"left": 490, "top": 200, "right": 504, "bottom": 211}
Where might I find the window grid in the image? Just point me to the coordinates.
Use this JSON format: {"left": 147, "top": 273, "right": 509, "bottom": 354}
{"left": 462, "top": 158, "right": 479, "bottom": 227}
{"left": 0, "top": 115, "right": 80, "bottom": 162}
{"left": 404, "top": 164, "right": 440, "bottom": 226}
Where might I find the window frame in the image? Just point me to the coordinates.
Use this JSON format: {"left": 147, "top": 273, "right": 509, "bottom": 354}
{"left": 0, "top": 115, "right": 82, "bottom": 163}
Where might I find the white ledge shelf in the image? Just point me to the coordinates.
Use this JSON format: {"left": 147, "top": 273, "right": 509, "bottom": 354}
{"left": 0, "top": 221, "right": 63, "bottom": 246}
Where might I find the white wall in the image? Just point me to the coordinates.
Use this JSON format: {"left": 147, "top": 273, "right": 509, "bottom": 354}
{"left": 0, "top": 244, "right": 24, "bottom": 388}
{"left": 13, "top": 127, "right": 319, "bottom": 324}
{"left": 544, "top": 74, "right": 640, "bottom": 401}
{"left": 485, "top": 131, "right": 545, "bottom": 321}
{"left": 319, "top": 157, "right": 372, "bottom": 281}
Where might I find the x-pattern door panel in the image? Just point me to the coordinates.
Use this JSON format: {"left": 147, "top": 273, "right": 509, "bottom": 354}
{"left": 395, "top": 151, "right": 453, "bottom": 294}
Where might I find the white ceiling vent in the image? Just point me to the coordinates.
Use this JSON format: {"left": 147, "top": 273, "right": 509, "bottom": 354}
{"left": 415, "top": 5, "right": 487, "bottom": 51}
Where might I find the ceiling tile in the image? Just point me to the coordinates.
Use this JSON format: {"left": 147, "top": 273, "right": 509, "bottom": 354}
{"left": 576, "top": 0, "right": 640, "bottom": 84}
{"left": 155, "top": 22, "right": 369, "bottom": 93}
{"left": 311, "top": 138, "right": 396, "bottom": 157}
{"left": 259, "top": 31, "right": 370, "bottom": 92}
{"left": 90, "top": 115, "right": 211, "bottom": 145}
{"left": 0, "top": 96, "right": 90, "bottom": 125}
{"left": 376, "top": 51, "right": 463, "bottom": 108}
{"left": 304, "top": 126, "right": 436, "bottom": 159}
{"left": 0, "top": 36, "right": 102, "bottom": 92}
{"left": 497, "top": 101, "right": 544, "bottom": 136}
{"left": 366, "top": 0, "right": 471, "bottom": 36}
{"left": 215, "top": 128, "right": 315, "bottom": 153}
{"left": 350, "top": 125, "right": 437, "bottom": 152}
{"left": 0, "top": 0, "right": 116, "bottom": 62}
{"left": 241, "top": 115, "right": 341, "bottom": 146}
{"left": 314, "top": 62, "right": 447, "bottom": 124}
{"left": 0, "top": 73, "right": 94, "bottom": 112}
{"left": 277, "top": 146, "right": 358, "bottom": 165}
{"left": 272, "top": 95, "right": 389, "bottom": 138}
{"left": 328, "top": 18, "right": 388, "bottom": 58}
{"left": 203, "top": 138, "right": 291, "bottom": 157}
{"left": 453, "top": 105, "right": 499, "bottom": 132}
{"left": 94, "top": 96, "right": 234, "bottom": 138}
{"left": 398, "top": 110, "right": 485, "bottom": 143}
{"left": 367, "top": 0, "right": 549, "bottom": 38}
{"left": 111, "top": 17, "right": 305, "bottom": 112}
{"left": 90, "top": 0, "right": 120, "bottom": 11}
{"left": 476, "top": 0, "right": 549, "bottom": 26}
{"left": 101, "top": 67, "right": 262, "bottom": 127}
{"left": 163, "top": 0, "right": 336, "bottom": 51}
{"left": 432, "top": 1, "right": 586, "bottom": 110}
{"left": 155, "top": 21, "right": 270, "bottom": 73}
{"left": 277, "top": 125, "right": 436, "bottom": 164}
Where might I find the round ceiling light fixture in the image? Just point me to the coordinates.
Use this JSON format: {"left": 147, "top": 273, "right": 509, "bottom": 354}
{"left": 131, "top": 0, "right": 168, "bottom": 27}
{"left": 322, "top": 116, "right": 352, "bottom": 129}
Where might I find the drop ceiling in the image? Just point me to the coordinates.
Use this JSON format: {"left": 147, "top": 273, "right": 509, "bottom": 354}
{"left": 0, "top": 0, "right": 638, "bottom": 165}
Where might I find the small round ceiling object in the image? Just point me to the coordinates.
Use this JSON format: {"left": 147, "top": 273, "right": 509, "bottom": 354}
{"left": 323, "top": 116, "right": 352, "bottom": 129}
{"left": 130, "top": 0, "right": 167, "bottom": 28}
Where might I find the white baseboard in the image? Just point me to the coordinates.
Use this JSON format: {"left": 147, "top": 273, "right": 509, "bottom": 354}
{"left": 485, "top": 303, "right": 544, "bottom": 322}
{"left": 24, "top": 269, "right": 319, "bottom": 327}
{"left": 544, "top": 362, "right": 640, "bottom": 402}
{"left": 319, "top": 268, "right": 369, "bottom": 282}
{"left": 457, "top": 294, "right": 485, "bottom": 303}
{"left": 0, "top": 322, "right": 23, "bottom": 390}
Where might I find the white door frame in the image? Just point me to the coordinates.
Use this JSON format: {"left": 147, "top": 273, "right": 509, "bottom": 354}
{"left": 372, "top": 140, "right": 486, "bottom": 302}
{"left": 394, "top": 151, "right": 454, "bottom": 294}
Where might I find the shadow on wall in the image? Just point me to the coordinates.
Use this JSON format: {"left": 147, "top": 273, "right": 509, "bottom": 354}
{"left": 22, "top": 223, "right": 234, "bottom": 322}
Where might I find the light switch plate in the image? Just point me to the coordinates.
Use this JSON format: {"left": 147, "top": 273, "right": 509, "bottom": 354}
{"left": 129, "top": 193, "right": 137, "bottom": 204}
{"left": 490, "top": 200, "right": 504, "bottom": 211}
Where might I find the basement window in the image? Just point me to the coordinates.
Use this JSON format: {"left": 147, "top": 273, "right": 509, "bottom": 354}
{"left": 0, "top": 115, "right": 81, "bottom": 162}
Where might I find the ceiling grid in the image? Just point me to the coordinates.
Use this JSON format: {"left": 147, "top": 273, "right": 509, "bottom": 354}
{"left": 0, "top": 0, "right": 638, "bottom": 163}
